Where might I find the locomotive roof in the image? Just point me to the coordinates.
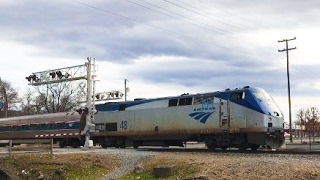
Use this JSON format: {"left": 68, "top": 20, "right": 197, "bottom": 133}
{"left": 98, "top": 86, "right": 253, "bottom": 106}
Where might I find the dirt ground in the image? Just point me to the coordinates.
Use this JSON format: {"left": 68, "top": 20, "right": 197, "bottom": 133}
{"left": 1, "top": 146, "right": 320, "bottom": 180}
{"left": 138, "top": 152, "right": 320, "bottom": 180}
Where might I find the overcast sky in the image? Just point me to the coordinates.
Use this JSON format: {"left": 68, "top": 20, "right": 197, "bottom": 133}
{"left": 1, "top": 0, "right": 320, "bottom": 122}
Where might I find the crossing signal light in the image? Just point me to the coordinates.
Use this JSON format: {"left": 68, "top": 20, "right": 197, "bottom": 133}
{"left": 25, "top": 76, "right": 32, "bottom": 82}
{"left": 49, "top": 72, "right": 56, "bottom": 78}
{"left": 56, "top": 71, "right": 63, "bottom": 79}
{"left": 25, "top": 75, "right": 38, "bottom": 82}
{"left": 30, "top": 75, "right": 37, "bottom": 81}
{"left": 64, "top": 72, "right": 70, "bottom": 78}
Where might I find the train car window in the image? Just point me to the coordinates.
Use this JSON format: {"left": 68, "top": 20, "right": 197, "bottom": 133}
{"left": 17, "top": 125, "right": 22, "bottom": 131}
{"left": 105, "top": 123, "right": 117, "bottom": 131}
{"left": 57, "top": 123, "right": 65, "bottom": 129}
{"left": 39, "top": 124, "right": 46, "bottom": 130}
{"left": 21, "top": 125, "right": 27, "bottom": 130}
{"left": 185, "top": 97, "right": 193, "bottom": 105}
{"left": 30, "top": 124, "right": 37, "bottom": 130}
{"left": 178, "top": 98, "right": 185, "bottom": 106}
{"left": 231, "top": 92, "right": 244, "bottom": 100}
{"left": 119, "top": 104, "right": 126, "bottom": 111}
{"left": 178, "top": 98, "right": 193, "bottom": 106}
{"left": 95, "top": 123, "right": 105, "bottom": 131}
{"left": 168, "top": 99, "right": 178, "bottom": 107}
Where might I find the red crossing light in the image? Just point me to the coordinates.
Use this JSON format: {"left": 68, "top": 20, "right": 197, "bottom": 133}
{"left": 49, "top": 72, "right": 56, "bottom": 78}
{"left": 25, "top": 76, "right": 32, "bottom": 82}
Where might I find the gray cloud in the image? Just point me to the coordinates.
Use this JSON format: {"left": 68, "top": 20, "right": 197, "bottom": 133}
{"left": 1, "top": 0, "right": 320, "bottom": 100}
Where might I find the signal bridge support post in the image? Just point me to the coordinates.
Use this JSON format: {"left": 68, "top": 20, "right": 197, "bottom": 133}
{"left": 84, "top": 57, "right": 95, "bottom": 149}
{"left": 26, "top": 57, "right": 97, "bottom": 149}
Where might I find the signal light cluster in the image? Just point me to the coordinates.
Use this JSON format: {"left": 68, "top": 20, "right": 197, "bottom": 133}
{"left": 95, "top": 91, "right": 124, "bottom": 100}
{"left": 76, "top": 107, "right": 89, "bottom": 115}
{"left": 25, "top": 74, "right": 39, "bottom": 82}
{"left": 49, "top": 71, "right": 71, "bottom": 79}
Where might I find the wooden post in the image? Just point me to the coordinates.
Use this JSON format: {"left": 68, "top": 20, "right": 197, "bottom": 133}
{"left": 50, "top": 139, "right": 53, "bottom": 159}
{"left": 9, "top": 140, "right": 12, "bottom": 156}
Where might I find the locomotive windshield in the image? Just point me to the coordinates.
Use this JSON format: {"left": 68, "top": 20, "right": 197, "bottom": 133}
{"left": 251, "top": 88, "right": 283, "bottom": 117}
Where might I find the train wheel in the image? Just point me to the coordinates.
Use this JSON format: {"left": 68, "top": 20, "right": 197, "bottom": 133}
{"left": 115, "top": 137, "right": 126, "bottom": 148}
{"left": 206, "top": 144, "right": 216, "bottom": 151}
{"left": 133, "top": 141, "right": 140, "bottom": 149}
{"left": 72, "top": 140, "right": 80, "bottom": 148}
{"left": 221, "top": 146, "right": 228, "bottom": 151}
{"left": 250, "top": 144, "right": 260, "bottom": 151}
{"left": 59, "top": 141, "right": 66, "bottom": 148}
{"left": 100, "top": 143, "right": 108, "bottom": 148}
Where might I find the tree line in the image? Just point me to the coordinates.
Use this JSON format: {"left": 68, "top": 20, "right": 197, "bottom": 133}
{"left": 0, "top": 78, "right": 85, "bottom": 118}
{"left": 295, "top": 107, "right": 319, "bottom": 142}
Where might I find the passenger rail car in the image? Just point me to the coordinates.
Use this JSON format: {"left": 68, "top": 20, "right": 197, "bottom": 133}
{"left": 0, "top": 112, "right": 82, "bottom": 148}
{"left": 93, "top": 86, "right": 285, "bottom": 150}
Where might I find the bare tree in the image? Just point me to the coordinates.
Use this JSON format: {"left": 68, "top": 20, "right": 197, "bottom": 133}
{"left": 295, "top": 108, "right": 306, "bottom": 143}
{"left": 304, "top": 107, "right": 320, "bottom": 143}
{"left": 20, "top": 88, "right": 37, "bottom": 115}
{"left": 20, "top": 82, "right": 84, "bottom": 114}
{"left": 310, "top": 107, "right": 319, "bottom": 142}
{"left": 0, "top": 79, "right": 19, "bottom": 118}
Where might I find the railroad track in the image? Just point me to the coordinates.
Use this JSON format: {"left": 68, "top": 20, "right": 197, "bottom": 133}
{"left": 136, "top": 146, "right": 320, "bottom": 155}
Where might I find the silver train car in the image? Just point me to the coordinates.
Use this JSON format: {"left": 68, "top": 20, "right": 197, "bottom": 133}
{"left": 0, "top": 112, "right": 82, "bottom": 148}
{"left": 93, "top": 86, "right": 285, "bottom": 150}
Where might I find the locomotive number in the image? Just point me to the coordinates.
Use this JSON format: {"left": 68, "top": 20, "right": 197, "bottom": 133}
{"left": 120, "top": 120, "right": 127, "bottom": 130}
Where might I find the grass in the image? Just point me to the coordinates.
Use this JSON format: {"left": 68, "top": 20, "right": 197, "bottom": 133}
{"left": 0, "top": 153, "right": 119, "bottom": 180}
{"left": 119, "top": 156, "right": 199, "bottom": 180}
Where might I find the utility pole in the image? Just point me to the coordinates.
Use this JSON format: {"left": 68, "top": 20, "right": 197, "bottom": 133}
{"left": 278, "top": 37, "right": 296, "bottom": 143}
{"left": 124, "top": 79, "right": 129, "bottom": 101}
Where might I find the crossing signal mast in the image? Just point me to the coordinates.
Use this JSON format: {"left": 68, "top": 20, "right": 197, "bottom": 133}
{"left": 25, "top": 57, "right": 123, "bottom": 148}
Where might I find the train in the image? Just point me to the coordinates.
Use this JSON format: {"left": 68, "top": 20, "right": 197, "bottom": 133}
{"left": 0, "top": 86, "right": 285, "bottom": 150}
{"left": 0, "top": 112, "right": 82, "bottom": 148}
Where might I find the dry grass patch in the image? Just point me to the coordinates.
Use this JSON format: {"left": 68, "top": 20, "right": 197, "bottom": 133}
{"left": 0, "top": 153, "right": 120, "bottom": 180}
{"left": 121, "top": 152, "right": 320, "bottom": 180}
{"left": 165, "top": 153, "right": 320, "bottom": 180}
{"left": 119, "top": 155, "right": 200, "bottom": 180}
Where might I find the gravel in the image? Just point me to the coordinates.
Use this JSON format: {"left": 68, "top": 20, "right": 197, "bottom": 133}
{"left": 98, "top": 148, "right": 156, "bottom": 180}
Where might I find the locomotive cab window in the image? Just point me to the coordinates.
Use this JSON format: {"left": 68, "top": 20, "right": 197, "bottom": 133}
{"left": 231, "top": 92, "right": 245, "bottom": 100}
{"left": 119, "top": 104, "right": 126, "bottom": 111}
{"left": 168, "top": 99, "right": 178, "bottom": 107}
{"left": 178, "top": 97, "right": 193, "bottom": 106}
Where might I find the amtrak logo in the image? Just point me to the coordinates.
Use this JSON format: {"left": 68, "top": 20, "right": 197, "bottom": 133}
{"left": 189, "top": 111, "right": 214, "bottom": 124}
{"left": 68, "top": 123, "right": 73, "bottom": 127}
{"left": 189, "top": 98, "right": 215, "bottom": 124}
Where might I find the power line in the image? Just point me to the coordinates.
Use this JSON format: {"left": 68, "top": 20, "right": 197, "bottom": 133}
{"left": 71, "top": 0, "right": 256, "bottom": 57}
{"left": 124, "top": 0, "right": 244, "bottom": 41}
{"left": 169, "top": 0, "right": 254, "bottom": 31}
{"left": 278, "top": 37, "right": 296, "bottom": 143}
{"left": 198, "top": 0, "right": 271, "bottom": 30}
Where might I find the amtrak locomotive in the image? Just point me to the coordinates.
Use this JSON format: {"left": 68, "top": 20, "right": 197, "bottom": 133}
{"left": 0, "top": 86, "right": 285, "bottom": 150}
{"left": 92, "top": 86, "right": 285, "bottom": 150}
